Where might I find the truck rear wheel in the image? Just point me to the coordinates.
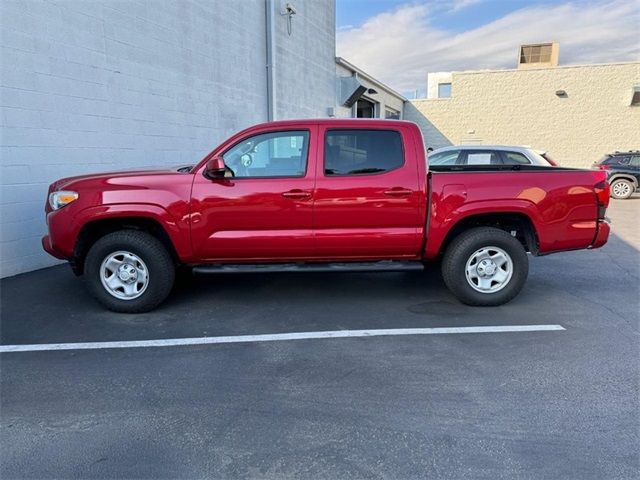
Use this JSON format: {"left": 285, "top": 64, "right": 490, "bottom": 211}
{"left": 84, "top": 230, "right": 175, "bottom": 313}
{"left": 442, "top": 227, "right": 528, "bottom": 306}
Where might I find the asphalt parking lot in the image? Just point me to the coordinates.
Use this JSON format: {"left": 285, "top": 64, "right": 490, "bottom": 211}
{"left": 1, "top": 199, "right": 639, "bottom": 479}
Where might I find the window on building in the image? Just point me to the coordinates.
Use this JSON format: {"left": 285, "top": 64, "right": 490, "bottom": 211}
{"left": 438, "top": 83, "right": 452, "bottom": 98}
{"left": 356, "top": 98, "right": 376, "bottom": 118}
{"left": 631, "top": 87, "right": 640, "bottom": 106}
{"left": 324, "top": 129, "right": 404, "bottom": 175}
{"left": 520, "top": 43, "right": 552, "bottom": 64}
{"left": 385, "top": 107, "right": 400, "bottom": 119}
{"left": 223, "top": 130, "right": 309, "bottom": 177}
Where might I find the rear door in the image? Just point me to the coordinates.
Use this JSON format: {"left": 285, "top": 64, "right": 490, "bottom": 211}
{"left": 313, "top": 125, "right": 423, "bottom": 259}
{"left": 629, "top": 155, "right": 640, "bottom": 183}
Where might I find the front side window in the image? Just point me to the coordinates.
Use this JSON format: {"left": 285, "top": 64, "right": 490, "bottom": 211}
{"left": 223, "top": 130, "right": 309, "bottom": 178}
{"left": 324, "top": 129, "right": 404, "bottom": 176}
{"left": 429, "top": 150, "right": 460, "bottom": 165}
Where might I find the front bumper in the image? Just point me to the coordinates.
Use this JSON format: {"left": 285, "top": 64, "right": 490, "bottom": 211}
{"left": 42, "top": 234, "right": 66, "bottom": 259}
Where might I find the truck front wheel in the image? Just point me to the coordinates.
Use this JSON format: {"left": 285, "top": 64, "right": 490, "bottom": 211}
{"left": 442, "top": 227, "right": 528, "bottom": 306}
{"left": 84, "top": 230, "right": 175, "bottom": 313}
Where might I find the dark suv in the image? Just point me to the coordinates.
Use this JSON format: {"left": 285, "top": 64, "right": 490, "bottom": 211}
{"left": 594, "top": 151, "right": 640, "bottom": 199}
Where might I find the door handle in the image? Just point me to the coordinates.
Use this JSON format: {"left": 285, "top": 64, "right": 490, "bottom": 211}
{"left": 383, "top": 188, "right": 413, "bottom": 197}
{"left": 282, "top": 189, "right": 312, "bottom": 199}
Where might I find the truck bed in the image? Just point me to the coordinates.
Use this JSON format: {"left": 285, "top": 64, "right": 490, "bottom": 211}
{"left": 425, "top": 166, "right": 608, "bottom": 258}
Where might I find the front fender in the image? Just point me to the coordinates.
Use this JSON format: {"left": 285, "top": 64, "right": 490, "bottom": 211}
{"left": 47, "top": 203, "right": 193, "bottom": 262}
{"left": 78, "top": 203, "right": 193, "bottom": 260}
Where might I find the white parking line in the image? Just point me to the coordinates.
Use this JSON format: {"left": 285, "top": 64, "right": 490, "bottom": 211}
{"left": 0, "top": 325, "right": 565, "bottom": 353}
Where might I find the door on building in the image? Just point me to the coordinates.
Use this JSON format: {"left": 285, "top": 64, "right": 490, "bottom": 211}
{"left": 190, "top": 128, "right": 317, "bottom": 261}
{"left": 356, "top": 98, "right": 376, "bottom": 118}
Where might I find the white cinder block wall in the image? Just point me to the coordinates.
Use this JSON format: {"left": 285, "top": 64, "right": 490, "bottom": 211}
{"left": 0, "top": 0, "right": 336, "bottom": 277}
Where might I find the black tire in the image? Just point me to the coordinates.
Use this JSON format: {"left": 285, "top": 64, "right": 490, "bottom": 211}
{"left": 84, "top": 230, "right": 175, "bottom": 313}
{"left": 442, "top": 227, "right": 528, "bottom": 306}
{"left": 610, "top": 178, "right": 634, "bottom": 200}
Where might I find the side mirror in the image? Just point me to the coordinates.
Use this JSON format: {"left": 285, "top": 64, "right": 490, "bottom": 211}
{"left": 204, "top": 156, "right": 226, "bottom": 179}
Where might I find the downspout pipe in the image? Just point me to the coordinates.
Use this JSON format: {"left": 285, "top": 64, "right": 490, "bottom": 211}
{"left": 265, "top": 0, "right": 276, "bottom": 121}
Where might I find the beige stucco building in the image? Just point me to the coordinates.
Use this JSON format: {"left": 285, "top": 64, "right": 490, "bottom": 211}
{"left": 405, "top": 61, "right": 640, "bottom": 167}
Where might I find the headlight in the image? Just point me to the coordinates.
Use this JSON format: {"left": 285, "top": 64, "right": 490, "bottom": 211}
{"left": 49, "top": 191, "right": 78, "bottom": 210}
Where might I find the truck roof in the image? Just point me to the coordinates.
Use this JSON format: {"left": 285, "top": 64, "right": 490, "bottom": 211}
{"left": 245, "top": 118, "right": 416, "bottom": 129}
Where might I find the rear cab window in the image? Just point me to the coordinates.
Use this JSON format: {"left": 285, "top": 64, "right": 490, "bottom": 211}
{"left": 324, "top": 129, "right": 404, "bottom": 175}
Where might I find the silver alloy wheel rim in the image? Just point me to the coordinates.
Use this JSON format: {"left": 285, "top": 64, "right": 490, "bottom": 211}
{"left": 465, "top": 246, "right": 513, "bottom": 294}
{"left": 100, "top": 251, "right": 149, "bottom": 300}
{"left": 612, "top": 181, "right": 631, "bottom": 198}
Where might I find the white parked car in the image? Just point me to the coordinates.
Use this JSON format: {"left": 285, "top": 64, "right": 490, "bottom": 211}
{"left": 429, "top": 145, "right": 558, "bottom": 167}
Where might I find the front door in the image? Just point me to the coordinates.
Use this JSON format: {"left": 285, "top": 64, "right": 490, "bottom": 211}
{"left": 190, "top": 128, "right": 316, "bottom": 261}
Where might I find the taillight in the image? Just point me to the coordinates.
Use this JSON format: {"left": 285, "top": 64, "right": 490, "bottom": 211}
{"left": 594, "top": 179, "right": 610, "bottom": 219}
{"left": 598, "top": 164, "right": 611, "bottom": 170}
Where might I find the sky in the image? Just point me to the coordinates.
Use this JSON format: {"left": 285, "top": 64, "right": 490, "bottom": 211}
{"left": 336, "top": 0, "right": 640, "bottom": 96}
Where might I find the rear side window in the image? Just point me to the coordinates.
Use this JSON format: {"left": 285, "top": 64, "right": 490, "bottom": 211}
{"left": 606, "top": 155, "right": 630, "bottom": 165}
{"left": 502, "top": 151, "right": 531, "bottom": 165}
{"left": 630, "top": 156, "right": 640, "bottom": 167}
{"left": 324, "top": 129, "right": 404, "bottom": 175}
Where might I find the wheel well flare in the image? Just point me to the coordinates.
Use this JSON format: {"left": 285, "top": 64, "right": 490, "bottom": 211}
{"left": 441, "top": 213, "right": 539, "bottom": 255}
{"left": 72, "top": 217, "right": 178, "bottom": 275}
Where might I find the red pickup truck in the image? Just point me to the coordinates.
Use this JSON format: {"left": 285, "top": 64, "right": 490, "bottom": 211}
{"left": 43, "top": 119, "right": 610, "bottom": 313}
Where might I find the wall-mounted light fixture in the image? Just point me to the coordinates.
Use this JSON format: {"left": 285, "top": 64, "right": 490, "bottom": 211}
{"left": 281, "top": 3, "right": 297, "bottom": 36}
{"left": 367, "top": 88, "right": 378, "bottom": 95}
{"left": 630, "top": 85, "right": 640, "bottom": 106}
{"left": 555, "top": 89, "right": 567, "bottom": 97}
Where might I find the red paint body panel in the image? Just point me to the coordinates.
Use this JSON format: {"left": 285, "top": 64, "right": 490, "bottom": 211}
{"left": 312, "top": 123, "right": 426, "bottom": 259}
{"left": 44, "top": 169, "right": 193, "bottom": 260}
{"left": 424, "top": 169, "right": 609, "bottom": 258}
{"left": 42, "top": 119, "right": 610, "bottom": 267}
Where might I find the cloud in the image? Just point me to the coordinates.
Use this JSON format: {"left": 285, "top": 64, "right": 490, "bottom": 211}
{"left": 449, "top": 0, "right": 483, "bottom": 12}
{"left": 337, "top": 1, "right": 640, "bottom": 92}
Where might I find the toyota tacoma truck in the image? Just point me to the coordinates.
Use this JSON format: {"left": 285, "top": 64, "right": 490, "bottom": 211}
{"left": 43, "top": 119, "right": 611, "bottom": 312}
